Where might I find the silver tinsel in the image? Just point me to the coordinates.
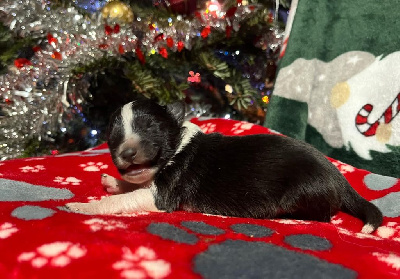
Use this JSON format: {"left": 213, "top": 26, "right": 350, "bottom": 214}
{"left": 0, "top": 0, "right": 264, "bottom": 159}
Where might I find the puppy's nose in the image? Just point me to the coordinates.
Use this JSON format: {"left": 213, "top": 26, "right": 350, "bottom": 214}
{"left": 120, "top": 148, "right": 137, "bottom": 162}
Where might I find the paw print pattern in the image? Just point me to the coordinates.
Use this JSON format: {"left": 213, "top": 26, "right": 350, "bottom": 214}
{"left": 337, "top": 227, "right": 381, "bottom": 241}
{"left": 363, "top": 173, "right": 398, "bottom": 191}
{"left": 330, "top": 216, "right": 344, "bottom": 225}
{"left": 331, "top": 161, "right": 355, "bottom": 174}
{"left": 19, "top": 165, "right": 45, "bottom": 173}
{"left": 376, "top": 222, "right": 400, "bottom": 242}
{"left": 0, "top": 222, "right": 18, "bottom": 239}
{"left": 79, "top": 162, "right": 108, "bottom": 172}
{"left": 18, "top": 242, "right": 87, "bottom": 268}
{"left": 147, "top": 221, "right": 356, "bottom": 278}
{"left": 373, "top": 252, "right": 400, "bottom": 271}
{"left": 231, "top": 122, "right": 254, "bottom": 135}
{"left": 84, "top": 218, "right": 127, "bottom": 232}
{"left": 53, "top": 176, "right": 82, "bottom": 186}
{"left": 200, "top": 123, "right": 216, "bottom": 133}
{"left": 113, "top": 246, "right": 171, "bottom": 279}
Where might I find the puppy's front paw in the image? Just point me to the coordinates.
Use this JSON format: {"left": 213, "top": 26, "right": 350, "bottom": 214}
{"left": 101, "top": 173, "right": 121, "bottom": 194}
{"left": 65, "top": 202, "right": 101, "bottom": 215}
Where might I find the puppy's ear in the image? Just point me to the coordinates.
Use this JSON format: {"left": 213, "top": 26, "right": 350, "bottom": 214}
{"left": 167, "top": 101, "right": 185, "bottom": 126}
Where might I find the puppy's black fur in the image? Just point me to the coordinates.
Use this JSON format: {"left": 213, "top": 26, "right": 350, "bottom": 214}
{"left": 108, "top": 98, "right": 383, "bottom": 232}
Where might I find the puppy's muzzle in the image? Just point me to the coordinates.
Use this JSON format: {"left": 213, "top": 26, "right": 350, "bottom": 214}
{"left": 120, "top": 148, "right": 137, "bottom": 163}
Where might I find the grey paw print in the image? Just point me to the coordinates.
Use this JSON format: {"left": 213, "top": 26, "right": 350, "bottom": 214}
{"left": 147, "top": 221, "right": 356, "bottom": 279}
{"left": 0, "top": 178, "right": 74, "bottom": 220}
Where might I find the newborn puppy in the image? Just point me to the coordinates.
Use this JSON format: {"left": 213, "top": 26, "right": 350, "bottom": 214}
{"left": 66, "top": 98, "right": 383, "bottom": 233}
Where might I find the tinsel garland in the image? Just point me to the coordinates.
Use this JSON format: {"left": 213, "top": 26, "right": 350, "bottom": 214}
{"left": 0, "top": 0, "right": 281, "bottom": 160}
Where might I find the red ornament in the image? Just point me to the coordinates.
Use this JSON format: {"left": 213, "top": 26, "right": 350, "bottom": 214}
{"left": 32, "top": 45, "right": 41, "bottom": 52}
{"left": 164, "top": 0, "right": 199, "bottom": 15}
{"left": 118, "top": 44, "right": 124, "bottom": 54}
{"left": 113, "top": 24, "right": 120, "bottom": 33}
{"left": 47, "top": 33, "right": 58, "bottom": 45}
{"left": 51, "top": 51, "right": 62, "bottom": 60}
{"left": 99, "top": 44, "right": 109, "bottom": 50}
{"left": 177, "top": 41, "right": 185, "bottom": 52}
{"left": 267, "top": 11, "right": 274, "bottom": 23}
{"left": 149, "top": 24, "right": 155, "bottom": 30}
{"left": 159, "top": 47, "right": 168, "bottom": 58}
{"left": 226, "top": 25, "right": 233, "bottom": 38}
{"left": 226, "top": 7, "right": 237, "bottom": 17}
{"left": 154, "top": 33, "right": 164, "bottom": 42}
{"left": 105, "top": 25, "right": 113, "bottom": 35}
{"left": 135, "top": 47, "right": 145, "bottom": 64}
{"left": 51, "top": 150, "right": 59, "bottom": 155}
{"left": 14, "top": 58, "right": 32, "bottom": 68}
{"left": 105, "top": 24, "right": 120, "bottom": 35}
{"left": 201, "top": 26, "right": 211, "bottom": 39}
{"left": 194, "top": 11, "right": 203, "bottom": 22}
{"left": 166, "top": 37, "right": 174, "bottom": 48}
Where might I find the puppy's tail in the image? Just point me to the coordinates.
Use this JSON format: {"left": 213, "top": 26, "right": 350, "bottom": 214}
{"left": 340, "top": 185, "right": 383, "bottom": 234}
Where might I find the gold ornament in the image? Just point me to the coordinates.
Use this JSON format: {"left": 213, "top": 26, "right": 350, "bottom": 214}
{"left": 101, "top": 1, "right": 134, "bottom": 24}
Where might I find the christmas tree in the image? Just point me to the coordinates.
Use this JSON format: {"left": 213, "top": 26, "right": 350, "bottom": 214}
{"left": 0, "top": 0, "right": 289, "bottom": 159}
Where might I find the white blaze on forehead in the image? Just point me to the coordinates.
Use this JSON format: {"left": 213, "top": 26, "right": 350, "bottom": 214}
{"left": 121, "top": 102, "right": 134, "bottom": 139}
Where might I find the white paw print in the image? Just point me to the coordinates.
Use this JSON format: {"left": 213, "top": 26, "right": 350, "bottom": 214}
{"left": 200, "top": 123, "right": 216, "bottom": 133}
{"left": 373, "top": 252, "right": 400, "bottom": 271}
{"left": 331, "top": 161, "right": 355, "bottom": 174}
{"left": 53, "top": 176, "right": 82, "bottom": 186}
{"left": 337, "top": 227, "right": 381, "bottom": 240}
{"left": 330, "top": 216, "right": 343, "bottom": 225}
{"left": 113, "top": 246, "right": 171, "bottom": 279}
{"left": 232, "top": 122, "right": 254, "bottom": 134}
{"left": 377, "top": 222, "right": 400, "bottom": 240}
{"left": 79, "top": 162, "right": 109, "bottom": 172}
{"left": 20, "top": 165, "right": 45, "bottom": 173}
{"left": 18, "top": 242, "right": 87, "bottom": 268}
{"left": 0, "top": 223, "right": 18, "bottom": 239}
{"left": 84, "top": 218, "right": 127, "bottom": 232}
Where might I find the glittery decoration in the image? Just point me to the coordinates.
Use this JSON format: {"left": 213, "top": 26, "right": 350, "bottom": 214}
{"left": 0, "top": 0, "right": 278, "bottom": 160}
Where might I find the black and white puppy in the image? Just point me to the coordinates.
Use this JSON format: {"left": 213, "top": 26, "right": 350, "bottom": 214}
{"left": 66, "top": 98, "right": 383, "bottom": 233}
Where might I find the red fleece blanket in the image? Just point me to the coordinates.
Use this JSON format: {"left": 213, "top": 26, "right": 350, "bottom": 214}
{"left": 0, "top": 119, "right": 399, "bottom": 279}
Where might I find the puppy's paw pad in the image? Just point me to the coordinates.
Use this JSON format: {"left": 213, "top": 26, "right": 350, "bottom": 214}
{"left": 101, "top": 175, "right": 116, "bottom": 187}
{"left": 101, "top": 174, "right": 121, "bottom": 194}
